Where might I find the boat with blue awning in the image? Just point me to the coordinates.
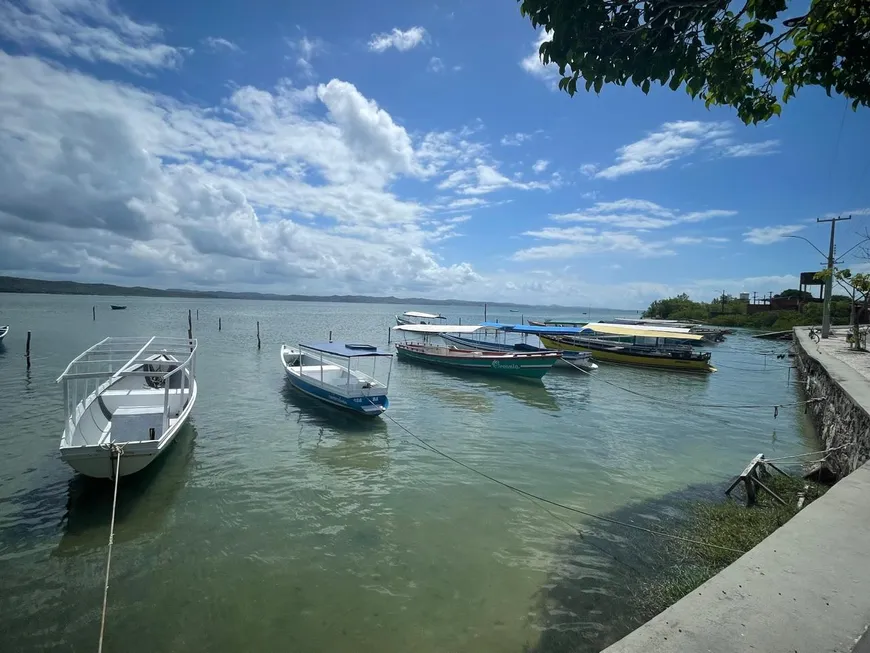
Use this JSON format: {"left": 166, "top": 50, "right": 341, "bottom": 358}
{"left": 280, "top": 341, "right": 393, "bottom": 416}
{"left": 391, "top": 325, "right": 560, "bottom": 380}
{"left": 437, "top": 323, "right": 598, "bottom": 371}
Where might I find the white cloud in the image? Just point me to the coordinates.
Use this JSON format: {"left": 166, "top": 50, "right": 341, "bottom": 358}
{"left": 724, "top": 139, "right": 779, "bottom": 157}
{"left": 0, "top": 51, "right": 492, "bottom": 296}
{"left": 579, "top": 163, "right": 598, "bottom": 177}
{"left": 437, "top": 164, "right": 550, "bottom": 195}
{"left": 202, "top": 37, "right": 240, "bottom": 53}
{"left": 520, "top": 29, "right": 558, "bottom": 80}
{"left": 368, "top": 27, "right": 427, "bottom": 53}
{"left": 551, "top": 199, "right": 736, "bottom": 230}
{"left": 501, "top": 132, "right": 533, "bottom": 146}
{"left": 0, "top": 0, "right": 182, "bottom": 71}
{"left": 744, "top": 225, "right": 806, "bottom": 244}
{"left": 532, "top": 159, "right": 549, "bottom": 173}
{"left": 672, "top": 236, "right": 730, "bottom": 245}
{"left": 513, "top": 227, "right": 675, "bottom": 261}
{"left": 287, "top": 35, "right": 324, "bottom": 78}
{"left": 824, "top": 207, "right": 870, "bottom": 218}
{"left": 593, "top": 121, "right": 780, "bottom": 180}
{"left": 427, "top": 56, "right": 444, "bottom": 73}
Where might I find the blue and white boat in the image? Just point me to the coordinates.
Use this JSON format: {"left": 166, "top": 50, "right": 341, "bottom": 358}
{"left": 438, "top": 323, "right": 599, "bottom": 371}
{"left": 280, "top": 342, "right": 393, "bottom": 416}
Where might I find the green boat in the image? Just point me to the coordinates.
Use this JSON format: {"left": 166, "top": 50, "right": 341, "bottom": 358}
{"left": 394, "top": 342, "right": 559, "bottom": 379}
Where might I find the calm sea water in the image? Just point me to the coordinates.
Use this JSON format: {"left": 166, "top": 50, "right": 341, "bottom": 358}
{"left": 0, "top": 294, "right": 812, "bottom": 652}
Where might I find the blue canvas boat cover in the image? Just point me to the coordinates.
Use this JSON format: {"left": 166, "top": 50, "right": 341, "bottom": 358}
{"left": 303, "top": 342, "right": 393, "bottom": 357}
{"left": 478, "top": 323, "right": 583, "bottom": 336}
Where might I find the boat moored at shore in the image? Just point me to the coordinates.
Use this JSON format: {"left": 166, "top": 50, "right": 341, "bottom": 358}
{"left": 281, "top": 342, "right": 393, "bottom": 416}
{"left": 392, "top": 324, "right": 560, "bottom": 379}
{"left": 56, "top": 336, "right": 198, "bottom": 478}
{"left": 539, "top": 323, "right": 716, "bottom": 373}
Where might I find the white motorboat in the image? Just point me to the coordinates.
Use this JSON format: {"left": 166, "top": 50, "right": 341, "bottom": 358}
{"left": 0, "top": 325, "right": 8, "bottom": 342}
{"left": 395, "top": 311, "right": 447, "bottom": 326}
{"left": 56, "top": 336, "right": 198, "bottom": 478}
{"left": 280, "top": 341, "right": 392, "bottom": 416}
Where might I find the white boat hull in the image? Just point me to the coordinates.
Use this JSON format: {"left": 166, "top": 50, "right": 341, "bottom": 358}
{"left": 58, "top": 342, "right": 198, "bottom": 479}
{"left": 0, "top": 326, "right": 8, "bottom": 342}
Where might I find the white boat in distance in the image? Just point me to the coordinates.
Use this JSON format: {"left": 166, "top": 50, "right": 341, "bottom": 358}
{"left": 56, "top": 337, "right": 198, "bottom": 479}
{"left": 0, "top": 325, "right": 8, "bottom": 342}
{"left": 281, "top": 342, "right": 393, "bottom": 416}
{"left": 395, "top": 311, "right": 447, "bottom": 326}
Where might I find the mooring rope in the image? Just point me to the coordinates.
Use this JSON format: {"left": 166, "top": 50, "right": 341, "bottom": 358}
{"left": 762, "top": 444, "right": 850, "bottom": 464}
{"left": 561, "top": 358, "right": 824, "bottom": 410}
{"left": 375, "top": 403, "right": 745, "bottom": 555}
{"left": 97, "top": 444, "right": 124, "bottom": 653}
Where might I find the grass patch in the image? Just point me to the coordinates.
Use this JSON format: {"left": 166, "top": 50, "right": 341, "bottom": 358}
{"left": 634, "top": 472, "right": 829, "bottom": 620}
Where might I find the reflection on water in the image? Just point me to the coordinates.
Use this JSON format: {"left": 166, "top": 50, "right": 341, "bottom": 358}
{"left": 397, "top": 360, "right": 562, "bottom": 411}
{"left": 53, "top": 423, "right": 198, "bottom": 557}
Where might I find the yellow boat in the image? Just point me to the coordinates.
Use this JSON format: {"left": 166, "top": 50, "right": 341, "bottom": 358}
{"left": 539, "top": 323, "right": 716, "bottom": 373}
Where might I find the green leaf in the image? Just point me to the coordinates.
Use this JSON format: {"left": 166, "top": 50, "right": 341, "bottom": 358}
{"left": 771, "top": 103, "right": 781, "bottom": 116}
{"left": 593, "top": 77, "right": 603, "bottom": 94}
{"left": 641, "top": 79, "right": 651, "bottom": 94}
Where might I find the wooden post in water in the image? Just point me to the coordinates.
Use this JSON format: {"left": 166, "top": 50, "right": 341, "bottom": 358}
{"left": 219, "top": 317, "right": 222, "bottom": 331}
{"left": 328, "top": 330, "right": 333, "bottom": 343}
{"left": 484, "top": 303, "right": 487, "bottom": 322}
{"left": 257, "top": 321, "right": 261, "bottom": 350}
{"left": 196, "top": 309, "right": 199, "bottom": 321}
{"left": 25, "top": 331, "right": 31, "bottom": 369}
{"left": 92, "top": 306, "right": 96, "bottom": 321}
{"left": 188, "top": 309, "right": 193, "bottom": 341}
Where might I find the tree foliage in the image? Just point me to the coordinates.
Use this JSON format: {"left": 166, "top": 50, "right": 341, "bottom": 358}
{"left": 518, "top": 0, "right": 870, "bottom": 123}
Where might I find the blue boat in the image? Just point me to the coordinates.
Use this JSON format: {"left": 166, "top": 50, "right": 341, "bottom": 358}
{"left": 280, "top": 342, "right": 393, "bottom": 416}
{"left": 438, "top": 323, "right": 598, "bottom": 371}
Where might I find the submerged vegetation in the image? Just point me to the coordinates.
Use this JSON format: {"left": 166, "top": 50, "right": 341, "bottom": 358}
{"left": 643, "top": 291, "right": 852, "bottom": 331}
{"left": 529, "top": 473, "right": 829, "bottom": 653}
{"left": 634, "top": 473, "right": 829, "bottom": 619}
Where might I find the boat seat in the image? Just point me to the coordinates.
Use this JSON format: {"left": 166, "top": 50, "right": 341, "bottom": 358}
{"left": 108, "top": 406, "right": 164, "bottom": 444}
{"left": 296, "top": 364, "right": 343, "bottom": 374}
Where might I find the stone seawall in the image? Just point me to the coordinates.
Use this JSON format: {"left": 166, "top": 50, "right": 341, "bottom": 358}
{"left": 794, "top": 328, "right": 870, "bottom": 478}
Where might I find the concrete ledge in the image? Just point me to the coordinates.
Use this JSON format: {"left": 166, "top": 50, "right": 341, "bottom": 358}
{"left": 794, "top": 327, "right": 870, "bottom": 424}
{"left": 601, "top": 462, "right": 870, "bottom": 653}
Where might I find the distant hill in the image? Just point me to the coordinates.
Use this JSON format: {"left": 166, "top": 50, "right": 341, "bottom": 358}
{"left": 0, "top": 275, "right": 578, "bottom": 310}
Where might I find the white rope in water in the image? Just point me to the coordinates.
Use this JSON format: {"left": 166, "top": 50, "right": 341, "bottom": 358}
{"left": 561, "top": 358, "right": 824, "bottom": 410}
{"left": 97, "top": 444, "right": 124, "bottom": 653}
{"left": 375, "top": 402, "right": 746, "bottom": 555}
{"left": 762, "top": 444, "right": 851, "bottom": 463}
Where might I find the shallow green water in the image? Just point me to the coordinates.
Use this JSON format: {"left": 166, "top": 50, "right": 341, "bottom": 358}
{"left": 0, "top": 294, "right": 812, "bottom": 652}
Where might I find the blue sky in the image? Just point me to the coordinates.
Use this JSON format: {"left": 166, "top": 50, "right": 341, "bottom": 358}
{"left": 0, "top": 0, "right": 868, "bottom": 308}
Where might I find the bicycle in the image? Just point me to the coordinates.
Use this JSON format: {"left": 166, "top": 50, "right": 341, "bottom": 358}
{"left": 808, "top": 327, "right": 821, "bottom": 344}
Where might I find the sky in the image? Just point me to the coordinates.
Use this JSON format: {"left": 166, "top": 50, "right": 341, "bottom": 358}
{"left": 0, "top": 0, "right": 868, "bottom": 309}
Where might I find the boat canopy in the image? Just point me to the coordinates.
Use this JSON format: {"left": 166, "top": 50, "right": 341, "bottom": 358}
{"left": 303, "top": 342, "right": 393, "bottom": 357}
{"left": 478, "top": 322, "right": 584, "bottom": 336}
{"left": 402, "top": 311, "right": 446, "bottom": 319}
{"left": 580, "top": 323, "right": 704, "bottom": 341}
{"left": 392, "top": 324, "right": 487, "bottom": 334}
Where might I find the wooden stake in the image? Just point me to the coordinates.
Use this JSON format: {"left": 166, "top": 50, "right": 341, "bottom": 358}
{"left": 25, "top": 331, "right": 31, "bottom": 369}
{"left": 328, "top": 330, "right": 332, "bottom": 342}
{"left": 196, "top": 309, "right": 199, "bottom": 321}
{"left": 257, "top": 321, "right": 261, "bottom": 350}
{"left": 219, "top": 317, "right": 222, "bottom": 331}
{"left": 188, "top": 309, "right": 193, "bottom": 344}
{"left": 93, "top": 306, "right": 96, "bottom": 321}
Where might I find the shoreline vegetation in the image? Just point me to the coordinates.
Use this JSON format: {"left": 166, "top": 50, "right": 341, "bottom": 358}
{"left": 643, "top": 290, "right": 852, "bottom": 331}
{"left": 0, "top": 275, "right": 574, "bottom": 310}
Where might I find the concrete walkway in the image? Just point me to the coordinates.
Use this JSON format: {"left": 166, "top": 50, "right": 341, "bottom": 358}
{"left": 601, "top": 461, "right": 870, "bottom": 652}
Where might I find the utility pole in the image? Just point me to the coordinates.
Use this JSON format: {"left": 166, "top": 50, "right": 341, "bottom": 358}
{"left": 818, "top": 215, "right": 851, "bottom": 338}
